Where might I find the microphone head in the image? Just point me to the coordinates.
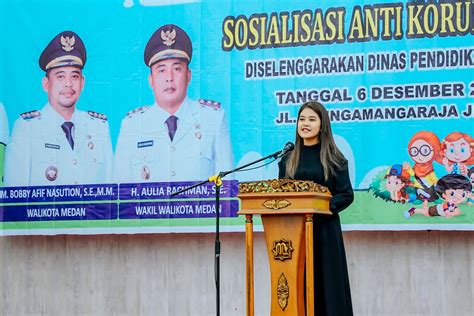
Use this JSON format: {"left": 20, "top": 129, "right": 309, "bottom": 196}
{"left": 278, "top": 142, "right": 295, "bottom": 158}
{"left": 284, "top": 142, "right": 295, "bottom": 152}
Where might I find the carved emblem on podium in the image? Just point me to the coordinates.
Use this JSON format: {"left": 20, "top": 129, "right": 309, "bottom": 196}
{"left": 262, "top": 199, "right": 291, "bottom": 210}
{"left": 277, "top": 273, "right": 289, "bottom": 311}
{"left": 239, "top": 178, "right": 329, "bottom": 194}
{"left": 272, "top": 239, "right": 293, "bottom": 261}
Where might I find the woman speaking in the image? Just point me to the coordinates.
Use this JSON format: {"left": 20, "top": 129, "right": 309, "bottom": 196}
{"left": 278, "top": 101, "right": 354, "bottom": 316}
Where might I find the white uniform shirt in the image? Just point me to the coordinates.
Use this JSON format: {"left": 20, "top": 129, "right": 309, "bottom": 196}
{"left": 0, "top": 102, "right": 9, "bottom": 185}
{"left": 0, "top": 102, "right": 8, "bottom": 146}
{"left": 114, "top": 98, "right": 233, "bottom": 183}
{"left": 4, "top": 103, "right": 113, "bottom": 186}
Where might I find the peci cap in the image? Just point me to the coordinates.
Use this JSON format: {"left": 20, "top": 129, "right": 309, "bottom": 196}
{"left": 144, "top": 24, "right": 192, "bottom": 68}
{"left": 39, "top": 31, "right": 86, "bottom": 71}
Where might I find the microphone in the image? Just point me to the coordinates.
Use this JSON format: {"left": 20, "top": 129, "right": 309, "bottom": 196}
{"left": 213, "top": 141, "right": 295, "bottom": 178}
{"left": 278, "top": 141, "right": 295, "bottom": 158}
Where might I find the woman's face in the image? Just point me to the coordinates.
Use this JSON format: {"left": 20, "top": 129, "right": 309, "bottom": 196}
{"left": 409, "top": 139, "right": 434, "bottom": 163}
{"left": 297, "top": 107, "right": 321, "bottom": 146}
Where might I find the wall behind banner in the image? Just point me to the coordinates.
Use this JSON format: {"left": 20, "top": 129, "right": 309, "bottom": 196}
{"left": 1, "top": 232, "right": 473, "bottom": 315}
{"left": 0, "top": 0, "right": 473, "bottom": 233}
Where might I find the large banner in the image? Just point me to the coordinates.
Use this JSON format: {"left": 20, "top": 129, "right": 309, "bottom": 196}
{"left": 0, "top": 0, "right": 473, "bottom": 235}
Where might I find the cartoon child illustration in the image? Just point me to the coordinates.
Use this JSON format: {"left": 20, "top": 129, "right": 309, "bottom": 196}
{"left": 405, "top": 174, "right": 472, "bottom": 218}
{"left": 441, "top": 132, "right": 474, "bottom": 177}
{"left": 403, "top": 131, "right": 443, "bottom": 202}
{"left": 467, "top": 167, "right": 474, "bottom": 206}
{"left": 385, "top": 164, "right": 413, "bottom": 203}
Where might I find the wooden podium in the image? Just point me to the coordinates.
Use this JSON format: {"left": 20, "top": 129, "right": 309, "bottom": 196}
{"left": 237, "top": 179, "right": 332, "bottom": 316}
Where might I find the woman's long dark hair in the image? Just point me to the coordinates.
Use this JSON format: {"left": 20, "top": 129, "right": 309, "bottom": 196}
{"left": 285, "top": 101, "right": 345, "bottom": 181}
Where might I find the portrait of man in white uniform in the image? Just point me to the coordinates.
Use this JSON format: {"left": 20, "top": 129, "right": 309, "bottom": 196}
{"left": 4, "top": 31, "right": 113, "bottom": 186}
{"left": 114, "top": 24, "right": 233, "bottom": 183}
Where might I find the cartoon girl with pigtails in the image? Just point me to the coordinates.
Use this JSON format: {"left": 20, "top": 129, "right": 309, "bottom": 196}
{"left": 403, "top": 131, "right": 443, "bottom": 202}
{"left": 441, "top": 132, "right": 474, "bottom": 177}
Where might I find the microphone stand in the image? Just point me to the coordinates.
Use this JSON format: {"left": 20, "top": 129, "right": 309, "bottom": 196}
{"left": 171, "top": 148, "right": 286, "bottom": 316}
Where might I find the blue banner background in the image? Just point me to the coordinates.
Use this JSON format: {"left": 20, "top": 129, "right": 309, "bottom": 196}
{"left": 1, "top": 0, "right": 473, "bottom": 233}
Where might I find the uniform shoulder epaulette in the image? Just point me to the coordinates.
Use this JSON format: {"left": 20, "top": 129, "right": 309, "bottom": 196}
{"left": 20, "top": 110, "right": 41, "bottom": 120}
{"left": 126, "top": 106, "right": 150, "bottom": 117}
{"left": 87, "top": 110, "right": 108, "bottom": 121}
{"left": 199, "top": 98, "right": 221, "bottom": 110}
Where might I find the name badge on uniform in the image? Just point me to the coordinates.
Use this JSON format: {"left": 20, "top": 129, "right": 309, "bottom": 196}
{"left": 45, "top": 143, "right": 60, "bottom": 150}
{"left": 137, "top": 140, "right": 154, "bottom": 148}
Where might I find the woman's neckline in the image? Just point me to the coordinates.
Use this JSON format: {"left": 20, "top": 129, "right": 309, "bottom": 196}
{"left": 303, "top": 143, "right": 320, "bottom": 148}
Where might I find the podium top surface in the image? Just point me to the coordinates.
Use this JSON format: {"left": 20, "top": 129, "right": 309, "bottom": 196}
{"left": 238, "top": 180, "right": 332, "bottom": 215}
{"left": 238, "top": 179, "right": 331, "bottom": 196}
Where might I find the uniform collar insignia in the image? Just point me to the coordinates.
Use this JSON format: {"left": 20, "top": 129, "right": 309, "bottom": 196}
{"left": 127, "top": 106, "right": 150, "bottom": 118}
{"left": 61, "top": 35, "right": 76, "bottom": 52}
{"left": 199, "top": 98, "right": 221, "bottom": 110}
{"left": 87, "top": 110, "right": 108, "bottom": 121}
{"left": 20, "top": 110, "right": 41, "bottom": 120}
{"left": 161, "top": 29, "right": 176, "bottom": 47}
